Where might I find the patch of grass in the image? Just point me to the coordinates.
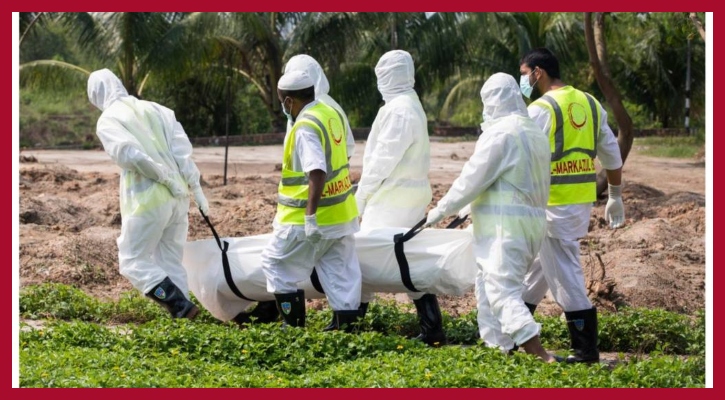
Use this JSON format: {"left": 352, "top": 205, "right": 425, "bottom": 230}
{"left": 634, "top": 136, "right": 704, "bottom": 159}
{"left": 434, "top": 134, "right": 479, "bottom": 143}
{"left": 20, "top": 284, "right": 705, "bottom": 355}
{"left": 19, "top": 88, "right": 100, "bottom": 148}
{"left": 20, "top": 318, "right": 704, "bottom": 388}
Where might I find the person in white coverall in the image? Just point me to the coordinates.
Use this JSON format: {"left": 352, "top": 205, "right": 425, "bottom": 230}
{"left": 235, "top": 54, "right": 361, "bottom": 329}
{"left": 260, "top": 70, "right": 362, "bottom": 332}
{"left": 425, "top": 73, "right": 556, "bottom": 362}
{"left": 518, "top": 48, "right": 625, "bottom": 363}
{"left": 87, "top": 68, "right": 209, "bottom": 319}
{"left": 355, "top": 50, "right": 446, "bottom": 346}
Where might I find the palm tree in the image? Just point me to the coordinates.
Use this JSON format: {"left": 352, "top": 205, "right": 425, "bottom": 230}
{"left": 437, "top": 12, "right": 586, "bottom": 123}
{"left": 20, "top": 12, "right": 201, "bottom": 98}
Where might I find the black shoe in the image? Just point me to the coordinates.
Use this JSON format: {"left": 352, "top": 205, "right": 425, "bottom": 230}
{"left": 324, "top": 302, "right": 368, "bottom": 332}
{"left": 233, "top": 300, "right": 280, "bottom": 326}
{"left": 274, "top": 290, "right": 306, "bottom": 328}
{"left": 146, "top": 277, "right": 199, "bottom": 319}
{"left": 412, "top": 294, "right": 447, "bottom": 347}
{"left": 564, "top": 307, "right": 600, "bottom": 363}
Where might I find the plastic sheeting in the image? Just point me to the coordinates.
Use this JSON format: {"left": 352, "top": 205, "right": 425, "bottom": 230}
{"left": 183, "top": 227, "right": 476, "bottom": 322}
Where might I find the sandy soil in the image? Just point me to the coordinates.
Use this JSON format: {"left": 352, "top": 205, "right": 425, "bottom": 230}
{"left": 18, "top": 140, "right": 706, "bottom": 318}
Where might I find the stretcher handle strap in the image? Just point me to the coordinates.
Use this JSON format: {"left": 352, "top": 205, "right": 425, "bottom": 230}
{"left": 201, "top": 210, "right": 257, "bottom": 302}
{"left": 392, "top": 217, "right": 428, "bottom": 293}
{"left": 445, "top": 215, "right": 468, "bottom": 229}
{"left": 310, "top": 267, "right": 325, "bottom": 294}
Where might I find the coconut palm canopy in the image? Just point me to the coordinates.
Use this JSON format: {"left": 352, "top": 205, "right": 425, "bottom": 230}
{"left": 19, "top": 12, "right": 705, "bottom": 136}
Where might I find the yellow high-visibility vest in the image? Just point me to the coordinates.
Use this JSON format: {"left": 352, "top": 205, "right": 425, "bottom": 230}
{"left": 276, "top": 102, "right": 358, "bottom": 225}
{"left": 532, "top": 86, "right": 600, "bottom": 206}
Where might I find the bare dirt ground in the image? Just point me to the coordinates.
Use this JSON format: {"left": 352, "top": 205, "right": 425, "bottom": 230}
{"left": 18, "top": 140, "right": 706, "bottom": 319}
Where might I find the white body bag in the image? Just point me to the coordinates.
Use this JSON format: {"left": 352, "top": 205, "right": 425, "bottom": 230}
{"left": 183, "top": 217, "right": 477, "bottom": 322}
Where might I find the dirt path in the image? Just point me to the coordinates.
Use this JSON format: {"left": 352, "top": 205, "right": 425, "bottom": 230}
{"left": 18, "top": 140, "right": 706, "bottom": 317}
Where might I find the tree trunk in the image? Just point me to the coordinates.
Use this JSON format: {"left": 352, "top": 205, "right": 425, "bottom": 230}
{"left": 689, "top": 12, "right": 706, "bottom": 42}
{"left": 584, "top": 12, "right": 634, "bottom": 196}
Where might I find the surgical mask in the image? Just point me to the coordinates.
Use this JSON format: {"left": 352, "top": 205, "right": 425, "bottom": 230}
{"left": 280, "top": 98, "right": 293, "bottom": 122}
{"left": 519, "top": 69, "right": 539, "bottom": 99}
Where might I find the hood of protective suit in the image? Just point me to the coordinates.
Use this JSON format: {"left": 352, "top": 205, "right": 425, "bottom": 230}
{"left": 88, "top": 68, "right": 129, "bottom": 111}
{"left": 480, "top": 73, "right": 528, "bottom": 130}
{"left": 284, "top": 55, "right": 330, "bottom": 98}
{"left": 375, "top": 50, "right": 416, "bottom": 103}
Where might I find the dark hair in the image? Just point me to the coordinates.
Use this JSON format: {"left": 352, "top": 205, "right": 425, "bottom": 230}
{"left": 520, "top": 48, "right": 561, "bottom": 79}
{"left": 279, "top": 86, "right": 315, "bottom": 102}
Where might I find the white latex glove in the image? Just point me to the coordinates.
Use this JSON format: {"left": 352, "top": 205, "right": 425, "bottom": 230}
{"left": 304, "top": 214, "right": 322, "bottom": 244}
{"left": 192, "top": 186, "right": 209, "bottom": 216}
{"left": 425, "top": 208, "right": 444, "bottom": 227}
{"left": 160, "top": 174, "right": 188, "bottom": 199}
{"left": 457, "top": 204, "right": 472, "bottom": 219}
{"left": 604, "top": 184, "right": 625, "bottom": 229}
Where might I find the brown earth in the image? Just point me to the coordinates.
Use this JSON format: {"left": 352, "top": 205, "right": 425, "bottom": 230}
{"left": 18, "top": 141, "right": 706, "bottom": 318}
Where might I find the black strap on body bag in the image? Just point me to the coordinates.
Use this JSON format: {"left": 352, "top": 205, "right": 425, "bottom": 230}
{"left": 393, "top": 215, "right": 470, "bottom": 292}
{"left": 201, "top": 209, "right": 257, "bottom": 302}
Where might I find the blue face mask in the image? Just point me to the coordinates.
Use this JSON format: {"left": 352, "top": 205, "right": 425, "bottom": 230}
{"left": 281, "top": 98, "right": 293, "bottom": 122}
{"left": 519, "top": 69, "right": 539, "bottom": 99}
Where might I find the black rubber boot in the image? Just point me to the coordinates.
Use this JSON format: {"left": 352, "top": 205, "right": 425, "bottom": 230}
{"left": 324, "top": 302, "right": 368, "bottom": 331}
{"left": 510, "top": 302, "right": 539, "bottom": 354}
{"left": 334, "top": 310, "right": 362, "bottom": 333}
{"left": 274, "top": 289, "right": 306, "bottom": 328}
{"left": 146, "top": 277, "right": 199, "bottom": 319}
{"left": 564, "top": 307, "right": 600, "bottom": 363}
{"left": 233, "top": 300, "right": 280, "bottom": 326}
{"left": 412, "top": 294, "right": 447, "bottom": 347}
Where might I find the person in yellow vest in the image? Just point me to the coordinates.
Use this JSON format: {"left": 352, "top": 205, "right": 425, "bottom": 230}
{"left": 233, "top": 54, "right": 359, "bottom": 328}
{"left": 425, "top": 73, "right": 556, "bottom": 362}
{"left": 87, "top": 69, "right": 209, "bottom": 319}
{"left": 260, "top": 70, "right": 362, "bottom": 331}
{"left": 517, "top": 48, "right": 625, "bottom": 363}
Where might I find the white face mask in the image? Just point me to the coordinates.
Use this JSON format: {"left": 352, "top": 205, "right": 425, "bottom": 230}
{"left": 519, "top": 68, "right": 539, "bottom": 99}
{"left": 280, "top": 98, "right": 293, "bottom": 122}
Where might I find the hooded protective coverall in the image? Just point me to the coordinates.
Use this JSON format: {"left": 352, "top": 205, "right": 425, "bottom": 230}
{"left": 355, "top": 50, "right": 444, "bottom": 346}
{"left": 87, "top": 69, "right": 208, "bottom": 309}
{"left": 356, "top": 50, "right": 432, "bottom": 231}
{"left": 428, "top": 73, "right": 551, "bottom": 350}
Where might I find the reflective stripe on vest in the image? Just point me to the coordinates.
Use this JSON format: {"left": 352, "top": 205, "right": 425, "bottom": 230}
{"left": 276, "top": 102, "right": 358, "bottom": 226}
{"left": 534, "top": 88, "right": 600, "bottom": 206}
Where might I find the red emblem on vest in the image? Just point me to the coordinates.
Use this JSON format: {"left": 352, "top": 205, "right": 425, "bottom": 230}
{"left": 568, "top": 102, "right": 587, "bottom": 130}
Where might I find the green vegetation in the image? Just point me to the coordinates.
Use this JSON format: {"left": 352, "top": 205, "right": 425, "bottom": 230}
{"left": 19, "top": 89, "right": 99, "bottom": 149}
{"left": 19, "top": 12, "right": 706, "bottom": 146}
{"left": 19, "top": 284, "right": 705, "bottom": 387}
{"left": 634, "top": 136, "right": 705, "bottom": 159}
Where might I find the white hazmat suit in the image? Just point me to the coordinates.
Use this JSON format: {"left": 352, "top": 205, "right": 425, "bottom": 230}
{"left": 427, "top": 73, "right": 551, "bottom": 350}
{"left": 356, "top": 50, "right": 432, "bottom": 232}
{"left": 354, "top": 50, "right": 446, "bottom": 346}
{"left": 88, "top": 69, "right": 208, "bottom": 299}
